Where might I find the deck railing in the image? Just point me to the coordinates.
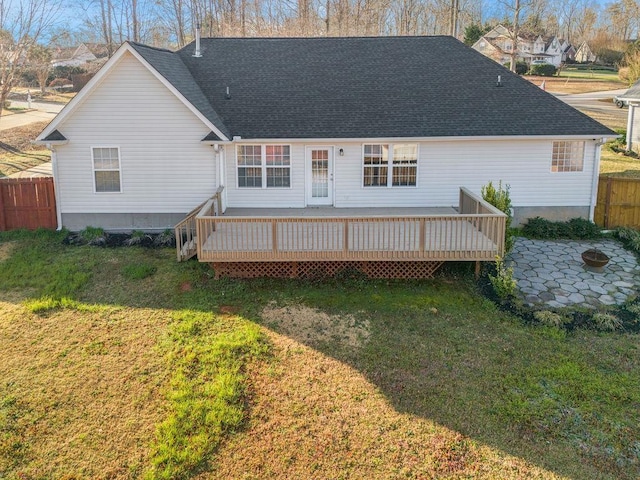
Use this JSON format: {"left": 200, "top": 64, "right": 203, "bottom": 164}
{"left": 193, "top": 188, "right": 506, "bottom": 263}
{"left": 174, "top": 186, "right": 223, "bottom": 261}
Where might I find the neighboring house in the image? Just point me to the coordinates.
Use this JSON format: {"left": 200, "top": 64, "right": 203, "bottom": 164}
{"left": 616, "top": 80, "right": 640, "bottom": 151}
{"left": 472, "top": 24, "right": 570, "bottom": 67}
{"left": 36, "top": 36, "right": 614, "bottom": 275}
{"left": 51, "top": 43, "right": 110, "bottom": 68}
{"left": 575, "top": 42, "right": 597, "bottom": 63}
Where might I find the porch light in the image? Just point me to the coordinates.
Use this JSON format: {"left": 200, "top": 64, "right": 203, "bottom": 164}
{"left": 339, "top": 148, "right": 344, "bottom": 156}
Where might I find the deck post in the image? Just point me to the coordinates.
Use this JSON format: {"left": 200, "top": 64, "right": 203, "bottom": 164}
{"left": 272, "top": 219, "right": 278, "bottom": 254}
{"left": 475, "top": 260, "right": 481, "bottom": 279}
{"left": 419, "top": 218, "right": 426, "bottom": 252}
{"left": 343, "top": 219, "right": 349, "bottom": 254}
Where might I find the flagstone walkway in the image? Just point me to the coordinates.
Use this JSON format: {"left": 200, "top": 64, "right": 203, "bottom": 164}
{"left": 506, "top": 238, "right": 640, "bottom": 309}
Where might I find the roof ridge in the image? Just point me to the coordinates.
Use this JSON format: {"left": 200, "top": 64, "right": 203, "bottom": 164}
{"left": 127, "top": 41, "right": 175, "bottom": 54}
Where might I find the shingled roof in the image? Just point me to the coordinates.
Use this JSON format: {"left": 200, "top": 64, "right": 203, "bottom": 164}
{"left": 132, "top": 36, "right": 612, "bottom": 140}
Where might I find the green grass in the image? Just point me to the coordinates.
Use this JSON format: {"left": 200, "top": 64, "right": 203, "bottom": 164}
{"left": 560, "top": 68, "right": 622, "bottom": 82}
{"left": 0, "top": 232, "right": 639, "bottom": 478}
{"left": 145, "top": 311, "right": 266, "bottom": 479}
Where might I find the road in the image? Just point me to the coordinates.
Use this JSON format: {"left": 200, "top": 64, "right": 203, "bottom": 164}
{"left": 554, "top": 88, "right": 628, "bottom": 126}
{"left": 0, "top": 100, "right": 64, "bottom": 131}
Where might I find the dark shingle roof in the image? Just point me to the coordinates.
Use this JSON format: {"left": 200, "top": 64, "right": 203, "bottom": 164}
{"left": 129, "top": 42, "right": 230, "bottom": 139}
{"left": 618, "top": 80, "right": 640, "bottom": 100}
{"left": 142, "top": 37, "right": 614, "bottom": 139}
{"left": 42, "top": 130, "right": 67, "bottom": 141}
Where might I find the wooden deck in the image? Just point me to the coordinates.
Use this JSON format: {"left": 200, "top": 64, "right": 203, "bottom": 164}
{"left": 175, "top": 188, "right": 507, "bottom": 266}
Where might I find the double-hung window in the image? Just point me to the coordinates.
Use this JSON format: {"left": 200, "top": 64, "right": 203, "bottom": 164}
{"left": 92, "top": 147, "right": 121, "bottom": 192}
{"left": 237, "top": 145, "right": 291, "bottom": 188}
{"left": 363, "top": 144, "right": 417, "bottom": 187}
{"left": 551, "top": 141, "right": 584, "bottom": 172}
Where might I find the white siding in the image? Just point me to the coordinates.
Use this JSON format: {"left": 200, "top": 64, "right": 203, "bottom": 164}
{"left": 225, "top": 138, "right": 597, "bottom": 210}
{"left": 55, "top": 51, "right": 216, "bottom": 215}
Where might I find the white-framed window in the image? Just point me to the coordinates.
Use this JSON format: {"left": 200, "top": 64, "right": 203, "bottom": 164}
{"left": 551, "top": 141, "right": 584, "bottom": 172}
{"left": 92, "top": 147, "right": 121, "bottom": 192}
{"left": 363, "top": 143, "right": 417, "bottom": 187}
{"left": 237, "top": 144, "right": 291, "bottom": 188}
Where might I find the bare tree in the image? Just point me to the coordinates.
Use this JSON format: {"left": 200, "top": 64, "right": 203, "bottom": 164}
{"left": 0, "top": 0, "right": 61, "bottom": 118}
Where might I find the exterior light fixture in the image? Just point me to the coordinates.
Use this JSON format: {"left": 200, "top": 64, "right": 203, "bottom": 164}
{"left": 339, "top": 148, "right": 344, "bottom": 156}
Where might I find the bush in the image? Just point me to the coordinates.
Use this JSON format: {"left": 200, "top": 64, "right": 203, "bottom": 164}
{"left": 613, "top": 227, "right": 640, "bottom": 253}
{"left": 522, "top": 217, "right": 600, "bottom": 240}
{"left": 592, "top": 312, "right": 623, "bottom": 332}
{"left": 481, "top": 180, "right": 514, "bottom": 252}
{"left": 504, "top": 61, "right": 528, "bottom": 75}
{"left": 533, "top": 310, "right": 569, "bottom": 328}
{"left": 78, "top": 226, "right": 107, "bottom": 246}
{"left": 488, "top": 256, "right": 516, "bottom": 300}
{"left": 529, "top": 63, "right": 557, "bottom": 76}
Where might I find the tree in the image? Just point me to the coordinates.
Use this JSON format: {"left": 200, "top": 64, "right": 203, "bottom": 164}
{"left": 0, "top": 0, "right": 62, "bottom": 117}
{"left": 27, "top": 44, "right": 51, "bottom": 94}
{"left": 463, "top": 23, "right": 486, "bottom": 45}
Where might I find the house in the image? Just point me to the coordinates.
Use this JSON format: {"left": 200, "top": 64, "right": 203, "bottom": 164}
{"left": 472, "top": 25, "right": 570, "bottom": 67}
{"left": 575, "top": 42, "right": 597, "bottom": 63}
{"left": 36, "top": 36, "right": 614, "bottom": 277}
{"left": 51, "top": 43, "right": 111, "bottom": 68}
{"left": 616, "top": 80, "right": 640, "bottom": 151}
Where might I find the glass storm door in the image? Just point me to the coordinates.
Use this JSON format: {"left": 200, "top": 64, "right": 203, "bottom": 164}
{"left": 306, "top": 147, "right": 333, "bottom": 205}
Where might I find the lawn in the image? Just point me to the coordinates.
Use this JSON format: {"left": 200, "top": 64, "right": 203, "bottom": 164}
{"left": 0, "top": 231, "right": 638, "bottom": 479}
{"left": 0, "top": 121, "right": 51, "bottom": 177}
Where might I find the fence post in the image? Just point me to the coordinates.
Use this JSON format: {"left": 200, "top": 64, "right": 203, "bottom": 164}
{"left": 604, "top": 177, "right": 613, "bottom": 229}
{"left": 0, "top": 181, "right": 6, "bottom": 231}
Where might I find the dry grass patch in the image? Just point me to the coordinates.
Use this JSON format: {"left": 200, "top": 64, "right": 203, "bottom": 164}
{"left": 525, "top": 76, "right": 624, "bottom": 94}
{"left": 206, "top": 329, "right": 563, "bottom": 480}
{"left": 0, "top": 299, "right": 170, "bottom": 479}
{"left": 261, "top": 302, "right": 370, "bottom": 349}
{"left": 0, "top": 241, "right": 16, "bottom": 262}
{"left": 601, "top": 148, "right": 640, "bottom": 177}
{"left": 0, "top": 121, "right": 51, "bottom": 177}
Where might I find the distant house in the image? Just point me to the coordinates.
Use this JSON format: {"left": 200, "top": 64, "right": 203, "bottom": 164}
{"left": 472, "top": 25, "right": 570, "bottom": 67}
{"left": 51, "top": 43, "right": 111, "bottom": 68}
{"left": 616, "top": 80, "right": 640, "bottom": 151}
{"left": 36, "top": 36, "right": 614, "bottom": 276}
{"left": 575, "top": 42, "right": 597, "bottom": 63}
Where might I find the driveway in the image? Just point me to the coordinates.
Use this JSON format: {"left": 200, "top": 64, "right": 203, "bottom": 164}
{"left": 0, "top": 100, "right": 64, "bottom": 131}
{"left": 554, "top": 88, "right": 627, "bottom": 127}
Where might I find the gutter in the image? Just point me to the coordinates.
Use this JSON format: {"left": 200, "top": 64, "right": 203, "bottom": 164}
{"left": 48, "top": 145, "right": 63, "bottom": 230}
{"left": 589, "top": 139, "right": 605, "bottom": 222}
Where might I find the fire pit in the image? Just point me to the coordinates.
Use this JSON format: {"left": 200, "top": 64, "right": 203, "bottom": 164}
{"left": 582, "top": 248, "right": 610, "bottom": 271}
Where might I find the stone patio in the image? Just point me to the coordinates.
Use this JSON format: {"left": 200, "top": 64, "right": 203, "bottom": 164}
{"left": 506, "top": 238, "right": 640, "bottom": 308}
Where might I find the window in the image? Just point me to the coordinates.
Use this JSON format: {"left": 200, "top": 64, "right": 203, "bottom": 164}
{"left": 552, "top": 141, "right": 584, "bottom": 172}
{"left": 363, "top": 144, "right": 417, "bottom": 187}
{"left": 92, "top": 147, "right": 121, "bottom": 192}
{"left": 392, "top": 144, "right": 418, "bottom": 186}
{"left": 237, "top": 145, "right": 290, "bottom": 188}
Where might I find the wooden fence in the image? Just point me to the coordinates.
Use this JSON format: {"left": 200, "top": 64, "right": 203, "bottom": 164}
{"left": 595, "top": 176, "right": 640, "bottom": 229}
{"left": 0, "top": 177, "right": 57, "bottom": 231}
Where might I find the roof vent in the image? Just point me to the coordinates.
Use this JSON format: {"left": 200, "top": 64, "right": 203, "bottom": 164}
{"left": 496, "top": 75, "right": 502, "bottom": 87}
{"left": 193, "top": 24, "right": 202, "bottom": 58}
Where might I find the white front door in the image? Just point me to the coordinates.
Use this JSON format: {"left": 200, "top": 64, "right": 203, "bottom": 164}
{"left": 306, "top": 147, "right": 333, "bottom": 206}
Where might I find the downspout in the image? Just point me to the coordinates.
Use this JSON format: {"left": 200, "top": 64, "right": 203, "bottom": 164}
{"left": 48, "top": 145, "right": 63, "bottom": 230}
{"left": 626, "top": 103, "right": 635, "bottom": 151}
{"left": 589, "top": 139, "right": 604, "bottom": 222}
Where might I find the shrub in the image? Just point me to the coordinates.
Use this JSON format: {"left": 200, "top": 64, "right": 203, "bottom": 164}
{"left": 613, "top": 227, "right": 640, "bottom": 253}
{"left": 503, "top": 61, "right": 528, "bottom": 75}
{"left": 124, "top": 230, "right": 152, "bottom": 247}
{"left": 481, "top": 181, "right": 514, "bottom": 252}
{"left": 522, "top": 217, "right": 600, "bottom": 240}
{"left": 533, "top": 310, "right": 569, "bottom": 328}
{"left": 153, "top": 229, "right": 176, "bottom": 248}
{"left": 488, "top": 256, "right": 516, "bottom": 300}
{"left": 529, "top": 63, "right": 557, "bottom": 76}
{"left": 592, "top": 312, "right": 623, "bottom": 332}
{"left": 78, "top": 226, "right": 107, "bottom": 246}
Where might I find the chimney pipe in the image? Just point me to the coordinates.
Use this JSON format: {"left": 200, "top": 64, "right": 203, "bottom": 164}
{"left": 193, "top": 23, "right": 202, "bottom": 58}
